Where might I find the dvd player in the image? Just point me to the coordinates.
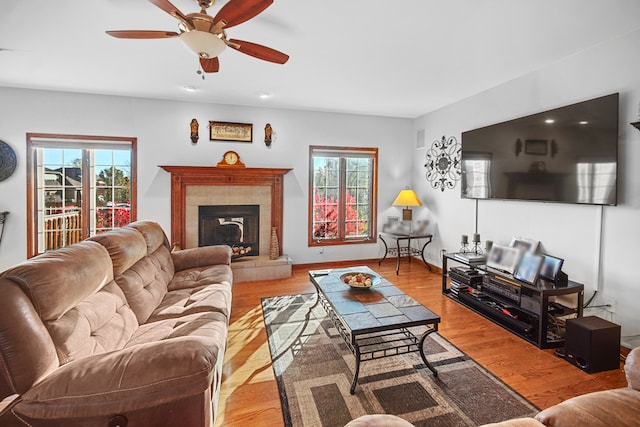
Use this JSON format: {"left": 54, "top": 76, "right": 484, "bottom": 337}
{"left": 449, "top": 267, "right": 483, "bottom": 286}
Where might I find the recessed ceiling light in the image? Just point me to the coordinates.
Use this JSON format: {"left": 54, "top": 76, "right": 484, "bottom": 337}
{"left": 183, "top": 85, "right": 199, "bottom": 92}
{"left": 579, "top": 121, "right": 589, "bottom": 125}
{"left": 259, "top": 92, "right": 272, "bottom": 99}
{"left": 545, "top": 119, "right": 555, "bottom": 124}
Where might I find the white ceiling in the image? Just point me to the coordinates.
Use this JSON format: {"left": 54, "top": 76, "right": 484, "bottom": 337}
{"left": 1, "top": 0, "right": 640, "bottom": 118}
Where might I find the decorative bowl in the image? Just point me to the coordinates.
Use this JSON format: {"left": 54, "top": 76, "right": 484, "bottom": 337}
{"left": 339, "top": 272, "right": 380, "bottom": 289}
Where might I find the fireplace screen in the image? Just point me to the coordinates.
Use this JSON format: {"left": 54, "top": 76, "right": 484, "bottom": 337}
{"left": 199, "top": 205, "right": 259, "bottom": 257}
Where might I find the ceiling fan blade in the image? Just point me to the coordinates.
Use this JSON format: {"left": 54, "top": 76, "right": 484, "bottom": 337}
{"left": 148, "top": 0, "right": 194, "bottom": 30}
{"left": 228, "top": 39, "right": 289, "bottom": 64}
{"left": 106, "top": 30, "right": 179, "bottom": 39}
{"left": 148, "top": 0, "right": 190, "bottom": 23}
{"left": 213, "top": 0, "right": 273, "bottom": 29}
{"left": 200, "top": 57, "right": 220, "bottom": 73}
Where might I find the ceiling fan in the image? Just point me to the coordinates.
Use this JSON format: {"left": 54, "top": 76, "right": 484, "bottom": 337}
{"left": 106, "top": 0, "right": 289, "bottom": 73}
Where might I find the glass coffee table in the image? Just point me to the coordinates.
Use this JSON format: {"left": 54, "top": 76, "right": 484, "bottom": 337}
{"left": 309, "top": 266, "right": 441, "bottom": 394}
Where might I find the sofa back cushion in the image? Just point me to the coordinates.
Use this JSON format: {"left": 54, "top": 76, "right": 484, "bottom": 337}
{"left": 90, "top": 223, "right": 175, "bottom": 324}
{"left": 0, "top": 241, "right": 139, "bottom": 365}
{"left": 89, "top": 227, "right": 148, "bottom": 276}
{"left": 115, "top": 246, "right": 175, "bottom": 323}
{"left": 126, "top": 220, "right": 172, "bottom": 256}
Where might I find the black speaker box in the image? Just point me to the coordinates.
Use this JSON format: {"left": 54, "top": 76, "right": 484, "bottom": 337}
{"left": 565, "top": 316, "right": 620, "bottom": 373}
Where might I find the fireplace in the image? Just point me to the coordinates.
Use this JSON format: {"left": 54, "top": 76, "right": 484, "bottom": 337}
{"left": 199, "top": 205, "right": 259, "bottom": 257}
{"left": 160, "top": 166, "right": 293, "bottom": 282}
{"left": 159, "top": 165, "right": 291, "bottom": 250}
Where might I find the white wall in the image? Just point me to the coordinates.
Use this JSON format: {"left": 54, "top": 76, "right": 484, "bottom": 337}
{"left": 413, "top": 29, "right": 640, "bottom": 340}
{"left": 0, "top": 87, "right": 413, "bottom": 271}
{"left": 2, "top": 28, "right": 637, "bottom": 342}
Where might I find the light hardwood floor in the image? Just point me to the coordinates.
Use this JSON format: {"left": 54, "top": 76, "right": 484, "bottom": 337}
{"left": 215, "top": 259, "right": 628, "bottom": 426}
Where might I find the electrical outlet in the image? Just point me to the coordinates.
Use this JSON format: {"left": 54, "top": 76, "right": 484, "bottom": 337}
{"left": 603, "top": 296, "right": 616, "bottom": 313}
{"left": 318, "top": 247, "right": 324, "bottom": 254}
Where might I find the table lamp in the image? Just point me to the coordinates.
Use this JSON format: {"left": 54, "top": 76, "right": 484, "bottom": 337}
{"left": 392, "top": 188, "right": 422, "bottom": 221}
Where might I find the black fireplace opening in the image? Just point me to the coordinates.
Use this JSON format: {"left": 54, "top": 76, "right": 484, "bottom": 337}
{"left": 199, "top": 205, "right": 259, "bottom": 257}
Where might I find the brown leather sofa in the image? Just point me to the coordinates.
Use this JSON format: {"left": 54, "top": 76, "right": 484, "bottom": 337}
{"left": 345, "top": 346, "right": 640, "bottom": 427}
{"left": 0, "top": 221, "right": 233, "bottom": 427}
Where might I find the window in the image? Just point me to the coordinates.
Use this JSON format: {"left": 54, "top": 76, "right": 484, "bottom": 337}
{"left": 309, "top": 146, "right": 377, "bottom": 246}
{"left": 27, "top": 133, "right": 137, "bottom": 258}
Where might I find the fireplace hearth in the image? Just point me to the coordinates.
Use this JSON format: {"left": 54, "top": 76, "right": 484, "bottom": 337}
{"left": 199, "top": 205, "right": 259, "bottom": 257}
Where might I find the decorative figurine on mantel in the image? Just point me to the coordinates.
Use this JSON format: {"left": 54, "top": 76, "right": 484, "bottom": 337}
{"left": 264, "top": 123, "right": 273, "bottom": 147}
{"left": 190, "top": 118, "right": 199, "bottom": 144}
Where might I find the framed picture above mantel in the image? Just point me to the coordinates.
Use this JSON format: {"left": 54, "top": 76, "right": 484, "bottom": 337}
{"left": 209, "top": 121, "right": 253, "bottom": 142}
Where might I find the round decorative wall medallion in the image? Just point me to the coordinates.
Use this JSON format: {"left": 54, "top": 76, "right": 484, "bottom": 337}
{"left": 424, "top": 135, "right": 461, "bottom": 192}
{"left": 0, "top": 140, "right": 17, "bottom": 182}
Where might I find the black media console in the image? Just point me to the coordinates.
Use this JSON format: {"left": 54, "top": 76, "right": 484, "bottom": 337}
{"left": 442, "top": 253, "right": 584, "bottom": 349}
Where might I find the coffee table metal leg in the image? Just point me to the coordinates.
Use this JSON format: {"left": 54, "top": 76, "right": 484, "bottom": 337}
{"left": 395, "top": 239, "right": 401, "bottom": 274}
{"left": 419, "top": 328, "right": 438, "bottom": 377}
{"left": 350, "top": 344, "right": 361, "bottom": 394}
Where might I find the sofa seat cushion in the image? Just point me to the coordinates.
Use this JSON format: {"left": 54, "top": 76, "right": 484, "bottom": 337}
{"left": 125, "top": 311, "right": 228, "bottom": 349}
{"left": 15, "top": 311, "right": 228, "bottom": 420}
{"left": 169, "top": 264, "right": 232, "bottom": 292}
{"left": 150, "top": 283, "right": 232, "bottom": 322}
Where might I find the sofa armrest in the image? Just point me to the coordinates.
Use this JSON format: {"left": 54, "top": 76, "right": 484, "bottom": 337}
{"left": 626, "top": 346, "right": 640, "bottom": 390}
{"left": 15, "top": 337, "right": 222, "bottom": 420}
{"left": 481, "top": 418, "right": 544, "bottom": 427}
{"left": 172, "top": 245, "right": 232, "bottom": 272}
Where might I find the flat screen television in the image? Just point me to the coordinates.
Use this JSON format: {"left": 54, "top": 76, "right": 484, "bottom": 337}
{"left": 461, "top": 93, "right": 619, "bottom": 205}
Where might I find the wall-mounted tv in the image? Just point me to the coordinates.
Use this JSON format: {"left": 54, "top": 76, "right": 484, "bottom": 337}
{"left": 461, "top": 93, "right": 619, "bottom": 206}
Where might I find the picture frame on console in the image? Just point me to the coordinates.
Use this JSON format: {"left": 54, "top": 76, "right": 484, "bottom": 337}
{"left": 486, "top": 244, "right": 520, "bottom": 274}
{"left": 513, "top": 252, "right": 544, "bottom": 285}
{"left": 509, "top": 236, "right": 539, "bottom": 253}
{"left": 539, "top": 254, "right": 564, "bottom": 281}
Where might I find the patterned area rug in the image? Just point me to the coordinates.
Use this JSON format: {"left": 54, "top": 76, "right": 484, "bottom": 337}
{"left": 262, "top": 293, "right": 539, "bottom": 427}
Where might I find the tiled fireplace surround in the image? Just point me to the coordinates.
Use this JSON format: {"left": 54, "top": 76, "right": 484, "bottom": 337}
{"left": 160, "top": 166, "right": 293, "bottom": 282}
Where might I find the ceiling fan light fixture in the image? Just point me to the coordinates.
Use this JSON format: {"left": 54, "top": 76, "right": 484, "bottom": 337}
{"left": 180, "top": 30, "right": 226, "bottom": 59}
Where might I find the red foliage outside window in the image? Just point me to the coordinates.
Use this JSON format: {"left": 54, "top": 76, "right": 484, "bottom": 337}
{"left": 96, "top": 206, "right": 131, "bottom": 230}
{"left": 313, "top": 191, "right": 368, "bottom": 239}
